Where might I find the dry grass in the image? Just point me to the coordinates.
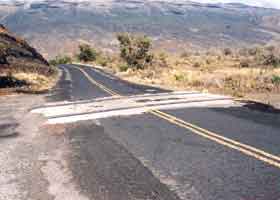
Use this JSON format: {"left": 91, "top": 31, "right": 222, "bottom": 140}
{"left": 12, "top": 71, "right": 59, "bottom": 93}
{"left": 102, "top": 47, "right": 280, "bottom": 107}
{"left": 0, "top": 67, "right": 59, "bottom": 95}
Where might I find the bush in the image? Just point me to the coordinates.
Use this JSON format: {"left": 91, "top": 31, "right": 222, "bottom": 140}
{"left": 193, "top": 62, "right": 201, "bottom": 68}
{"left": 158, "top": 52, "right": 168, "bottom": 67}
{"left": 206, "top": 59, "right": 211, "bottom": 65}
{"left": 117, "top": 33, "right": 153, "bottom": 69}
{"left": 78, "top": 44, "right": 97, "bottom": 62}
{"left": 119, "top": 64, "right": 129, "bottom": 72}
{"left": 96, "top": 56, "right": 110, "bottom": 67}
{"left": 223, "top": 48, "right": 232, "bottom": 56}
{"left": 49, "top": 55, "right": 72, "bottom": 65}
{"left": 272, "top": 75, "right": 280, "bottom": 85}
{"left": 239, "top": 60, "right": 250, "bottom": 68}
{"left": 262, "top": 52, "right": 280, "bottom": 67}
{"left": 174, "top": 73, "right": 186, "bottom": 81}
{"left": 248, "top": 47, "right": 260, "bottom": 56}
{"left": 159, "top": 52, "right": 167, "bottom": 61}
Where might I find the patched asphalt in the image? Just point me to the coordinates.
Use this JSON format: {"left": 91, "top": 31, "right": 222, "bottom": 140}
{"left": 67, "top": 121, "right": 181, "bottom": 200}
{"left": 100, "top": 113, "right": 280, "bottom": 200}
{"left": 52, "top": 64, "right": 280, "bottom": 200}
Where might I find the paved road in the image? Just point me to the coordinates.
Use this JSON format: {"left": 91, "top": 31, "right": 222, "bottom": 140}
{"left": 44, "top": 64, "right": 280, "bottom": 200}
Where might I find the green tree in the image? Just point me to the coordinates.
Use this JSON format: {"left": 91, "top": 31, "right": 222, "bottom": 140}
{"left": 117, "top": 33, "right": 153, "bottom": 69}
{"left": 78, "top": 44, "right": 97, "bottom": 62}
{"left": 49, "top": 55, "right": 72, "bottom": 65}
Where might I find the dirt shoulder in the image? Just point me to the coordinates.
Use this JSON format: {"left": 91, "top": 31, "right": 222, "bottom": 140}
{"left": 0, "top": 94, "right": 49, "bottom": 199}
{"left": 0, "top": 87, "right": 89, "bottom": 200}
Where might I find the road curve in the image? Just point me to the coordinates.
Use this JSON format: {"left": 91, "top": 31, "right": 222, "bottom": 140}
{"left": 47, "top": 64, "right": 280, "bottom": 200}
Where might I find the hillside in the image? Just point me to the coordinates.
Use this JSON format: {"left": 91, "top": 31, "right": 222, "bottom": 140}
{"left": 1, "top": 0, "right": 280, "bottom": 58}
{"left": 0, "top": 24, "right": 57, "bottom": 91}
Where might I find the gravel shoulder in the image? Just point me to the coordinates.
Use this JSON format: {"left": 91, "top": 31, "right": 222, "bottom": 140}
{"left": 0, "top": 94, "right": 89, "bottom": 200}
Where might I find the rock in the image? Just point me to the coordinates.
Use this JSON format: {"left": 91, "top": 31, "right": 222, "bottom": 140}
{"left": 0, "top": 24, "right": 51, "bottom": 75}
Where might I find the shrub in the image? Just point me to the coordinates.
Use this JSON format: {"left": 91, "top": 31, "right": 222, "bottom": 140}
{"left": 158, "top": 52, "right": 168, "bottom": 67}
{"left": 174, "top": 73, "right": 186, "bottom": 81}
{"left": 193, "top": 62, "right": 201, "bottom": 68}
{"left": 159, "top": 52, "right": 167, "bottom": 61}
{"left": 248, "top": 47, "right": 260, "bottom": 56}
{"left": 117, "top": 33, "right": 153, "bottom": 69}
{"left": 119, "top": 63, "right": 129, "bottom": 72}
{"left": 48, "top": 59, "right": 56, "bottom": 65}
{"left": 239, "top": 60, "right": 250, "bottom": 68}
{"left": 262, "top": 52, "right": 280, "bottom": 67}
{"left": 272, "top": 75, "right": 280, "bottom": 85}
{"left": 49, "top": 55, "right": 72, "bottom": 65}
{"left": 206, "top": 59, "right": 211, "bottom": 65}
{"left": 223, "top": 48, "right": 232, "bottom": 56}
{"left": 78, "top": 44, "right": 97, "bottom": 62}
{"left": 96, "top": 56, "right": 109, "bottom": 67}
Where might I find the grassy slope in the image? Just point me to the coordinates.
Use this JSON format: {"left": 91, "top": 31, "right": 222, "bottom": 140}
{"left": 99, "top": 48, "right": 280, "bottom": 108}
{"left": 0, "top": 24, "right": 58, "bottom": 93}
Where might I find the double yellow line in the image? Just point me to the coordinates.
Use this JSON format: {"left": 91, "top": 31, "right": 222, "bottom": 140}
{"left": 150, "top": 110, "right": 280, "bottom": 168}
{"left": 73, "top": 66, "right": 280, "bottom": 169}
{"left": 75, "top": 66, "right": 120, "bottom": 96}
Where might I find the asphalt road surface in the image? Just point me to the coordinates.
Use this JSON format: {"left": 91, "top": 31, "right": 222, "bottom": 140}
{"left": 42, "top": 64, "right": 280, "bottom": 200}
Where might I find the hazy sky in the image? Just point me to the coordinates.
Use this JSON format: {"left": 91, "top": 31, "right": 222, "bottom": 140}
{"left": 3, "top": 0, "right": 280, "bottom": 9}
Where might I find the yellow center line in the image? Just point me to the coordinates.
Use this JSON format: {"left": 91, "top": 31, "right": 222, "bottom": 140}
{"left": 73, "top": 66, "right": 120, "bottom": 96}
{"left": 152, "top": 109, "right": 280, "bottom": 163}
{"left": 150, "top": 110, "right": 280, "bottom": 169}
{"left": 72, "top": 65, "right": 280, "bottom": 169}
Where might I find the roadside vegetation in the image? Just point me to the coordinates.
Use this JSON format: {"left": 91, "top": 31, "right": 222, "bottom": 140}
{"left": 75, "top": 44, "right": 112, "bottom": 67}
{"left": 0, "top": 66, "right": 58, "bottom": 93}
{"left": 117, "top": 33, "right": 153, "bottom": 70}
{"left": 77, "top": 44, "right": 98, "bottom": 62}
{"left": 0, "top": 59, "right": 58, "bottom": 94}
{"left": 0, "top": 53, "right": 58, "bottom": 93}
{"left": 60, "top": 33, "right": 280, "bottom": 106}
{"left": 124, "top": 47, "right": 278, "bottom": 101}
{"left": 49, "top": 55, "right": 72, "bottom": 65}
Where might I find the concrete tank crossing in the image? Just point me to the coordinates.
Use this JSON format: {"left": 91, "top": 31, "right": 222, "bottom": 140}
{"left": 32, "top": 91, "right": 234, "bottom": 124}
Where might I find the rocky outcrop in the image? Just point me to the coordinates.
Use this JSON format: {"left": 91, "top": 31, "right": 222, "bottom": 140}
{"left": 0, "top": 24, "right": 51, "bottom": 75}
